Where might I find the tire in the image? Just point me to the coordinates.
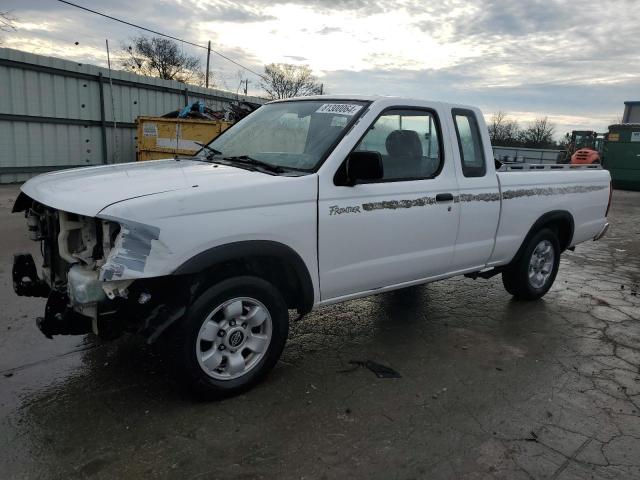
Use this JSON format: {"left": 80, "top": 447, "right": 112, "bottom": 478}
{"left": 502, "top": 228, "right": 561, "bottom": 300}
{"left": 171, "top": 276, "right": 289, "bottom": 398}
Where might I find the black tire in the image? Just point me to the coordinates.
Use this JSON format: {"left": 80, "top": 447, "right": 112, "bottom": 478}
{"left": 170, "top": 276, "right": 289, "bottom": 398}
{"left": 502, "top": 228, "right": 561, "bottom": 300}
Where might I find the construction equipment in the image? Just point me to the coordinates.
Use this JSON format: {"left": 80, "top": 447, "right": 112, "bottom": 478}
{"left": 567, "top": 130, "right": 605, "bottom": 164}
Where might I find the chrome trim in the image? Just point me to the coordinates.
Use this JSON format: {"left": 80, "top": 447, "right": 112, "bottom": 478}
{"left": 498, "top": 163, "right": 602, "bottom": 172}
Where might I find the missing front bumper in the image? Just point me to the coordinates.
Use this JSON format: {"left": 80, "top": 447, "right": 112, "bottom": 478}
{"left": 37, "top": 290, "right": 93, "bottom": 339}
{"left": 12, "top": 253, "right": 50, "bottom": 298}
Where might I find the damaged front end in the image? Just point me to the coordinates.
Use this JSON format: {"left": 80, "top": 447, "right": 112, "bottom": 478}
{"left": 12, "top": 193, "right": 186, "bottom": 341}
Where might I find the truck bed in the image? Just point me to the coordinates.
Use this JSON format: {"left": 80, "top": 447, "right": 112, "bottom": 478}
{"left": 489, "top": 164, "right": 610, "bottom": 266}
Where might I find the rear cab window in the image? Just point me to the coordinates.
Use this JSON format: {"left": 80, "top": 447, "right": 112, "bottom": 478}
{"left": 452, "top": 109, "right": 486, "bottom": 177}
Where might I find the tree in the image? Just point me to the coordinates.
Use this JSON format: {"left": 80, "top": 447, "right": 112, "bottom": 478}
{"left": 488, "top": 111, "right": 520, "bottom": 146}
{"left": 559, "top": 132, "right": 572, "bottom": 149}
{"left": 122, "top": 36, "right": 202, "bottom": 84}
{"left": 260, "top": 63, "right": 322, "bottom": 100}
{"left": 520, "top": 117, "right": 555, "bottom": 148}
{"left": 0, "top": 11, "right": 16, "bottom": 42}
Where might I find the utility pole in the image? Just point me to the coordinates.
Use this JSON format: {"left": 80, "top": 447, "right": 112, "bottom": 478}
{"left": 205, "top": 40, "right": 211, "bottom": 88}
{"left": 105, "top": 39, "right": 119, "bottom": 164}
{"left": 244, "top": 79, "right": 249, "bottom": 95}
{"left": 320, "top": 83, "right": 323, "bottom": 95}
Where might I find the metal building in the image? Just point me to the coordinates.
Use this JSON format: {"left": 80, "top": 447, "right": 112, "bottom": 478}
{"left": 622, "top": 101, "right": 640, "bottom": 123}
{"left": 0, "top": 48, "right": 265, "bottom": 183}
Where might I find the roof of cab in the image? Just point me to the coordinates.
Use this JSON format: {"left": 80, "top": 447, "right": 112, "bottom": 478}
{"left": 266, "top": 94, "right": 477, "bottom": 112}
{"left": 267, "top": 94, "right": 381, "bottom": 103}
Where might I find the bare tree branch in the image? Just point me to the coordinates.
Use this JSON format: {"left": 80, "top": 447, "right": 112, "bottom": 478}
{"left": 121, "top": 35, "right": 204, "bottom": 85}
{"left": 489, "top": 112, "right": 556, "bottom": 148}
{"left": 488, "top": 111, "right": 520, "bottom": 146}
{"left": 260, "top": 63, "right": 322, "bottom": 100}
{"left": 559, "top": 132, "right": 572, "bottom": 149}
{"left": 520, "top": 117, "right": 555, "bottom": 148}
{"left": 0, "top": 10, "right": 17, "bottom": 44}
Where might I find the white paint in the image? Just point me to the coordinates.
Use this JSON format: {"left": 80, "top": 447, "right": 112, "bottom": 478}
{"left": 447, "top": 107, "right": 501, "bottom": 271}
{"left": 20, "top": 95, "right": 610, "bottom": 310}
{"left": 317, "top": 99, "right": 459, "bottom": 298}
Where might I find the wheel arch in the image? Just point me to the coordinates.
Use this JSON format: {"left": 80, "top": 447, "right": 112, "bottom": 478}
{"left": 173, "top": 240, "right": 315, "bottom": 314}
{"left": 509, "top": 210, "right": 574, "bottom": 265}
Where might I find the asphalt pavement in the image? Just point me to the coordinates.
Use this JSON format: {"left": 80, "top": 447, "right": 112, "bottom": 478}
{"left": 1, "top": 184, "right": 639, "bottom": 479}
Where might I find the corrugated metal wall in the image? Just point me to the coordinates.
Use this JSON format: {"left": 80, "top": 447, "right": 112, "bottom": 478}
{"left": 0, "top": 48, "right": 265, "bottom": 183}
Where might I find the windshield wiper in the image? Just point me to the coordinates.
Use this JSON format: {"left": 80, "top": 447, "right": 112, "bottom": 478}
{"left": 195, "top": 142, "right": 222, "bottom": 157}
{"left": 221, "top": 155, "right": 285, "bottom": 174}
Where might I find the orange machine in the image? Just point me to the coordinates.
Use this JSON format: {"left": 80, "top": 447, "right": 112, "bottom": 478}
{"left": 571, "top": 148, "right": 601, "bottom": 164}
{"left": 568, "top": 130, "right": 603, "bottom": 164}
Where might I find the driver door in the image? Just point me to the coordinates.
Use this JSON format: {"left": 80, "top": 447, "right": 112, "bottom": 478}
{"left": 318, "top": 108, "right": 460, "bottom": 300}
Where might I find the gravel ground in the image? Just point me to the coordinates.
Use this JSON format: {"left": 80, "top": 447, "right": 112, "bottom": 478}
{"left": 0, "top": 184, "right": 639, "bottom": 480}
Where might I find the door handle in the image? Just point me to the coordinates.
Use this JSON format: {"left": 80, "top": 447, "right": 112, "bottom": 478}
{"left": 436, "top": 193, "right": 454, "bottom": 202}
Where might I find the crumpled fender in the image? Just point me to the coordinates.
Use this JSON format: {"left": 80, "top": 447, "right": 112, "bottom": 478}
{"left": 98, "top": 215, "right": 173, "bottom": 281}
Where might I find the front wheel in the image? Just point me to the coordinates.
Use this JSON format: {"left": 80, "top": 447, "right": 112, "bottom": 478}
{"left": 502, "top": 228, "right": 561, "bottom": 300}
{"left": 172, "top": 276, "right": 289, "bottom": 398}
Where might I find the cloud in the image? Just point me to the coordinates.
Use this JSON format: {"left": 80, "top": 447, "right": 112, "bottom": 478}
{"left": 284, "top": 55, "right": 309, "bottom": 62}
{"left": 322, "top": 62, "right": 635, "bottom": 134}
{"left": 198, "top": 2, "right": 276, "bottom": 23}
{"left": 455, "top": 0, "right": 568, "bottom": 38}
{"left": 1, "top": 0, "right": 638, "bottom": 136}
{"left": 11, "top": 21, "right": 57, "bottom": 32}
{"left": 317, "top": 26, "right": 341, "bottom": 35}
{"left": 247, "top": 0, "right": 389, "bottom": 14}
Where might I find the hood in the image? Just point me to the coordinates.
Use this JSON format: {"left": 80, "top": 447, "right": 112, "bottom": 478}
{"left": 20, "top": 159, "right": 281, "bottom": 216}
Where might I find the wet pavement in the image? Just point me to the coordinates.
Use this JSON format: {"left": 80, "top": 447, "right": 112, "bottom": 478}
{"left": 1, "top": 184, "right": 639, "bottom": 480}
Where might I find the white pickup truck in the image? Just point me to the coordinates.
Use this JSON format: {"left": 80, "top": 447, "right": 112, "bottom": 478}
{"left": 13, "top": 96, "right": 611, "bottom": 396}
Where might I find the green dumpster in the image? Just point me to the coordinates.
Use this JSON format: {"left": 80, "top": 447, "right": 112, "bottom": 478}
{"left": 604, "top": 124, "right": 640, "bottom": 191}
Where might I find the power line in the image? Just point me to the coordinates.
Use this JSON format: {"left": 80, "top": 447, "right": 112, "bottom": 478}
{"left": 56, "top": 0, "right": 265, "bottom": 80}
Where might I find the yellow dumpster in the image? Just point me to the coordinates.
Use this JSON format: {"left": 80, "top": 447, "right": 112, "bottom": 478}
{"left": 136, "top": 116, "right": 233, "bottom": 161}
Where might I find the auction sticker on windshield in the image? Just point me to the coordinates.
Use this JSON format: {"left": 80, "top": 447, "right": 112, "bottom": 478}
{"left": 316, "top": 104, "right": 363, "bottom": 116}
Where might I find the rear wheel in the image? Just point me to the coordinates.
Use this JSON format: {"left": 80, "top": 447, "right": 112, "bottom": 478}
{"left": 172, "top": 276, "right": 288, "bottom": 398}
{"left": 502, "top": 228, "right": 560, "bottom": 300}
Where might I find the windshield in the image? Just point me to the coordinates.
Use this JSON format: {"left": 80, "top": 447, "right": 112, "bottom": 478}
{"left": 200, "top": 100, "right": 368, "bottom": 171}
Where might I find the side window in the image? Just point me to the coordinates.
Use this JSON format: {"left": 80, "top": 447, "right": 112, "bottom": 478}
{"left": 453, "top": 109, "right": 486, "bottom": 177}
{"left": 354, "top": 109, "right": 442, "bottom": 181}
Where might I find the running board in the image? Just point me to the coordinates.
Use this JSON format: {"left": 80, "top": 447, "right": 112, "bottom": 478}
{"left": 464, "top": 268, "right": 504, "bottom": 280}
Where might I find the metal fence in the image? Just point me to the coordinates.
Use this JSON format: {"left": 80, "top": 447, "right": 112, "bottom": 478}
{"left": 0, "top": 47, "right": 265, "bottom": 183}
{"left": 492, "top": 146, "right": 566, "bottom": 164}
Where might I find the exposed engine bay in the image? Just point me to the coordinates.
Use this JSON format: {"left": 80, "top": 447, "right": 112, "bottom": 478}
{"left": 12, "top": 193, "right": 187, "bottom": 341}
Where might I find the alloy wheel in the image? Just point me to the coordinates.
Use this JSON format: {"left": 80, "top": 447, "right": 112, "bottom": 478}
{"left": 196, "top": 297, "right": 273, "bottom": 380}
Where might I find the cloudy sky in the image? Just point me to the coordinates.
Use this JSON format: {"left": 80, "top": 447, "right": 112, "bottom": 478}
{"left": 2, "top": 0, "right": 639, "bottom": 136}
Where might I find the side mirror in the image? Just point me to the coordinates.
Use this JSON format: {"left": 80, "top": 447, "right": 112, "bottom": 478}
{"left": 346, "top": 151, "right": 383, "bottom": 185}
